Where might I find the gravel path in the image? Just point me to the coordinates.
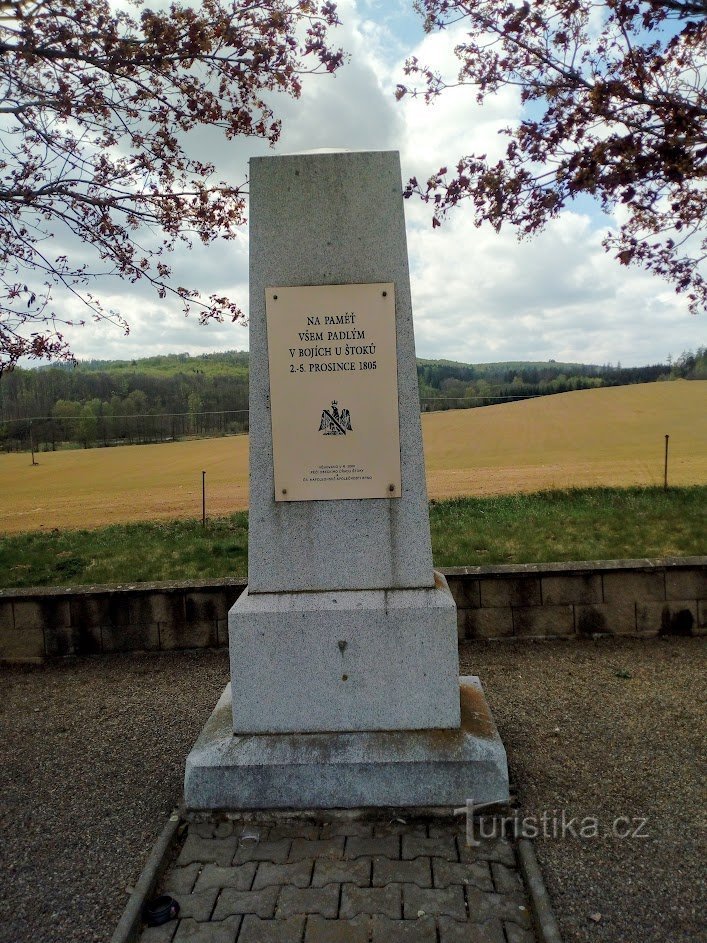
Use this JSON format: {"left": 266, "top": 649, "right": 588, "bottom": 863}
{"left": 1, "top": 637, "right": 704, "bottom": 943}
{"left": 459, "top": 638, "right": 706, "bottom": 943}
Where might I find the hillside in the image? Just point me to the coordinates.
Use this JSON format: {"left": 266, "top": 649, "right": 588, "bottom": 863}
{"left": 0, "top": 381, "right": 704, "bottom": 533}
{"left": 1, "top": 350, "right": 684, "bottom": 452}
{"left": 422, "top": 379, "right": 706, "bottom": 498}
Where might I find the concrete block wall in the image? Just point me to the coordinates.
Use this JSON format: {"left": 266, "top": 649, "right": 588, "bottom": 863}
{"left": 447, "top": 558, "right": 706, "bottom": 641}
{"left": 0, "top": 559, "right": 704, "bottom": 663}
{"left": 0, "top": 579, "right": 245, "bottom": 663}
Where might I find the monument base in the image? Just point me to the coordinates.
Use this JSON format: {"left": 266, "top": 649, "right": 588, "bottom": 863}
{"left": 184, "top": 677, "right": 509, "bottom": 810}
{"left": 228, "top": 572, "right": 461, "bottom": 734}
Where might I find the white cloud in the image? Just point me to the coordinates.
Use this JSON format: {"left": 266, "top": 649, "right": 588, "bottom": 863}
{"left": 66, "top": 295, "right": 249, "bottom": 362}
{"left": 407, "top": 206, "right": 702, "bottom": 365}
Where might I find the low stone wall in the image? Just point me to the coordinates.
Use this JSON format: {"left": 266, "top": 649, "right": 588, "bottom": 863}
{"left": 0, "top": 578, "right": 245, "bottom": 663}
{"left": 446, "top": 558, "right": 705, "bottom": 640}
{"left": 0, "top": 559, "right": 704, "bottom": 663}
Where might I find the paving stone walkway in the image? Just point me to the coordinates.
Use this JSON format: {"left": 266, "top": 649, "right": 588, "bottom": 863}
{"left": 138, "top": 815, "right": 536, "bottom": 943}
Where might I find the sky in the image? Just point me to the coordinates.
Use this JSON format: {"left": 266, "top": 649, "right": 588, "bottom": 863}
{"left": 58, "top": 0, "right": 705, "bottom": 367}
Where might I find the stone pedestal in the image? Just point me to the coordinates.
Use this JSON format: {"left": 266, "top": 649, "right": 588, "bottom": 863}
{"left": 185, "top": 677, "right": 508, "bottom": 810}
{"left": 184, "top": 150, "right": 509, "bottom": 811}
{"left": 229, "top": 573, "right": 460, "bottom": 735}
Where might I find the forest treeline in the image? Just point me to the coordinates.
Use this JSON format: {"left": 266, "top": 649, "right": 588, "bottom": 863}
{"left": 0, "top": 348, "right": 704, "bottom": 452}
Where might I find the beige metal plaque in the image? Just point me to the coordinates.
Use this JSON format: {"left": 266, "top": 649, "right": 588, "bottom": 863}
{"left": 266, "top": 282, "right": 401, "bottom": 501}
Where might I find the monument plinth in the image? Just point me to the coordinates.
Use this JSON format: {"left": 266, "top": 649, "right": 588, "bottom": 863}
{"left": 185, "top": 150, "right": 508, "bottom": 809}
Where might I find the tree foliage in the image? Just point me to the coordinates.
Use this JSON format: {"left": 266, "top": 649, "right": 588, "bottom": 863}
{"left": 0, "top": 0, "right": 342, "bottom": 373}
{"left": 398, "top": 0, "right": 707, "bottom": 311}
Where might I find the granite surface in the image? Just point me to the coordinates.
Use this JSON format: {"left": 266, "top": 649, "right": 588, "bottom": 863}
{"left": 185, "top": 677, "right": 510, "bottom": 810}
{"left": 228, "top": 573, "right": 460, "bottom": 734}
{"left": 247, "top": 151, "right": 433, "bottom": 593}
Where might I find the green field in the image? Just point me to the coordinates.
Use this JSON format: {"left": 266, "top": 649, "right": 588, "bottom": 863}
{"left": 0, "top": 487, "right": 703, "bottom": 589}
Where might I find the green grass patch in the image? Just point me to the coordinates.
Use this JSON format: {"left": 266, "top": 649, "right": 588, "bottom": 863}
{"left": 0, "top": 514, "right": 249, "bottom": 588}
{"left": 429, "top": 486, "right": 706, "bottom": 567}
{"left": 0, "top": 487, "right": 704, "bottom": 589}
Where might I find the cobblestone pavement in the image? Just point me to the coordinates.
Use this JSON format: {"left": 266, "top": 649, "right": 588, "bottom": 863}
{"left": 138, "top": 816, "right": 535, "bottom": 943}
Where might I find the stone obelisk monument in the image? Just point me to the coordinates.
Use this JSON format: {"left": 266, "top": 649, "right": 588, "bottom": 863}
{"left": 185, "top": 150, "right": 508, "bottom": 809}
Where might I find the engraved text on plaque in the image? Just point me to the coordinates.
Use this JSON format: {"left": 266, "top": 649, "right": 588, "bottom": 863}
{"left": 266, "top": 282, "right": 402, "bottom": 501}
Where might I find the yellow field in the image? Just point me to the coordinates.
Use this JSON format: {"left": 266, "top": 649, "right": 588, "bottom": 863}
{"left": 0, "top": 381, "right": 704, "bottom": 533}
{"left": 422, "top": 379, "right": 706, "bottom": 499}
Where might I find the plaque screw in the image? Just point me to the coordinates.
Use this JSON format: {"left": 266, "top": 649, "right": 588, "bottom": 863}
{"left": 382, "top": 291, "right": 387, "bottom": 297}
{"left": 388, "top": 484, "right": 395, "bottom": 492}
{"left": 282, "top": 488, "right": 287, "bottom": 495}
{"left": 273, "top": 294, "right": 278, "bottom": 300}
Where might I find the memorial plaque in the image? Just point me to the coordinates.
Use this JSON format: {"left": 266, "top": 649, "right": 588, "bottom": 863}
{"left": 266, "top": 282, "right": 401, "bottom": 501}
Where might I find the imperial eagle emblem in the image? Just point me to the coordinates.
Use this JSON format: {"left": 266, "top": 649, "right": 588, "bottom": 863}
{"left": 319, "top": 401, "right": 352, "bottom": 435}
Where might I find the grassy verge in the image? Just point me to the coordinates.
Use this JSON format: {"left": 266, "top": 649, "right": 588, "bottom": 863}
{"left": 429, "top": 485, "right": 705, "bottom": 567}
{"left": 0, "top": 515, "right": 250, "bottom": 589}
{"left": 0, "top": 486, "right": 704, "bottom": 590}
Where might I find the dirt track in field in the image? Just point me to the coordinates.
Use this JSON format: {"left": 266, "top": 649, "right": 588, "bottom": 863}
{"left": 0, "top": 380, "right": 704, "bottom": 533}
